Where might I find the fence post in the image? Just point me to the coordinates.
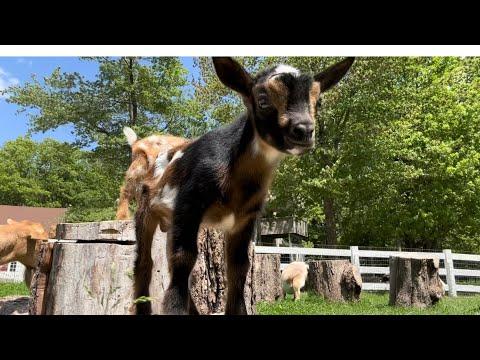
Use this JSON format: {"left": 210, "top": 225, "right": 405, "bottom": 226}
{"left": 443, "top": 249, "right": 457, "bottom": 297}
{"left": 350, "top": 246, "right": 360, "bottom": 268}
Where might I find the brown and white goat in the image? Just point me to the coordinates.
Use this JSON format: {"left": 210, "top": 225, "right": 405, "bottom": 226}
{"left": 0, "top": 219, "right": 50, "bottom": 286}
{"left": 281, "top": 261, "right": 309, "bottom": 301}
{"left": 134, "top": 57, "right": 355, "bottom": 315}
{"left": 116, "top": 127, "right": 189, "bottom": 220}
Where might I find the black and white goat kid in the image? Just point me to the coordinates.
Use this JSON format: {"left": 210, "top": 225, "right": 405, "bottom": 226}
{"left": 134, "top": 57, "right": 355, "bottom": 315}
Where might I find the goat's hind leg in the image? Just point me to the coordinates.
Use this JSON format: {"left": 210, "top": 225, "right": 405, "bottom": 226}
{"left": 134, "top": 202, "right": 159, "bottom": 315}
{"left": 163, "top": 197, "right": 202, "bottom": 315}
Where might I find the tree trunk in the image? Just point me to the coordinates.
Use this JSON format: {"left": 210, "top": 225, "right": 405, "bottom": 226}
{"left": 323, "top": 197, "right": 337, "bottom": 245}
{"left": 306, "top": 260, "right": 362, "bottom": 302}
{"left": 253, "top": 254, "right": 282, "bottom": 303}
{"left": 127, "top": 57, "right": 138, "bottom": 127}
{"left": 389, "top": 255, "right": 445, "bottom": 308}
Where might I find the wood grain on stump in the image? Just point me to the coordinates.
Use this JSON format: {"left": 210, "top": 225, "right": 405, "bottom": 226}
{"left": 389, "top": 255, "right": 445, "bottom": 308}
{"left": 306, "top": 260, "right": 362, "bottom": 302}
{"left": 253, "top": 254, "right": 282, "bottom": 303}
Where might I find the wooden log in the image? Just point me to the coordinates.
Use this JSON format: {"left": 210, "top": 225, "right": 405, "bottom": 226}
{"left": 42, "top": 221, "right": 258, "bottom": 315}
{"left": 28, "top": 241, "right": 54, "bottom": 315}
{"left": 306, "top": 260, "right": 362, "bottom": 302}
{"left": 253, "top": 253, "right": 282, "bottom": 303}
{"left": 389, "top": 255, "right": 445, "bottom": 308}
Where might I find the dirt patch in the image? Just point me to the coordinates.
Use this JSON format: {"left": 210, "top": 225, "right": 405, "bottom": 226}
{"left": 0, "top": 296, "right": 30, "bottom": 315}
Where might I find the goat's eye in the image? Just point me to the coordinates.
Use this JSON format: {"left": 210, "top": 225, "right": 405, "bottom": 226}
{"left": 257, "top": 94, "right": 271, "bottom": 109}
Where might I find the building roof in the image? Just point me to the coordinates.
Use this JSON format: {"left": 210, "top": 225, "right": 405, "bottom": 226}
{"left": 0, "top": 205, "right": 67, "bottom": 230}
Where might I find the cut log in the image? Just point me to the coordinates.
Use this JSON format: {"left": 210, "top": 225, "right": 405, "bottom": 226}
{"left": 39, "top": 221, "right": 259, "bottom": 315}
{"left": 253, "top": 254, "right": 282, "bottom": 303}
{"left": 389, "top": 255, "right": 445, "bottom": 308}
{"left": 306, "top": 260, "right": 362, "bottom": 302}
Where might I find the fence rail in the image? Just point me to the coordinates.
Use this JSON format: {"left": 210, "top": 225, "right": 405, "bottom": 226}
{"left": 255, "top": 245, "right": 480, "bottom": 295}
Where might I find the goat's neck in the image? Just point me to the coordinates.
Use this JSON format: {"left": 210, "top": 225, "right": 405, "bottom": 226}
{"left": 245, "top": 114, "right": 285, "bottom": 167}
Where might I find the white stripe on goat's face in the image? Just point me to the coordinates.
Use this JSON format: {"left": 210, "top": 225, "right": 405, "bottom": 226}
{"left": 273, "top": 64, "right": 300, "bottom": 77}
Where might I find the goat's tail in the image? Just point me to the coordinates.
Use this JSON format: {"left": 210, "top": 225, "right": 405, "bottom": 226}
{"left": 123, "top": 126, "right": 138, "bottom": 147}
{"left": 133, "top": 184, "right": 157, "bottom": 315}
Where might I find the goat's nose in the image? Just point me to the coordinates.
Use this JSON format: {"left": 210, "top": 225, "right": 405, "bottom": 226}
{"left": 290, "top": 123, "right": 314, "bottom": 142}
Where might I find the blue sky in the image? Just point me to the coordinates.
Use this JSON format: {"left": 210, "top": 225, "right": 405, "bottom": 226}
{"left": 0, "top": 57, "right": 198, "bottom": 147}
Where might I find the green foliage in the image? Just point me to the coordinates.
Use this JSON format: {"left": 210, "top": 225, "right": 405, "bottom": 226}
{"left": 257, "top": 292, "right": 480, "bottom": 315}
{"left": 0, "top": 137, "right": 118, "bottom": 217}
{"left": 3, "top": 57, "right": 196, "bottom": 181}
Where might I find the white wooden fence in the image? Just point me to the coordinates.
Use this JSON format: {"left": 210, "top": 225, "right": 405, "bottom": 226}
{"left": 255, "top": 245, "right": 480, "bottom": 296}
{"left": 0, "top": 262, "right": 26, "bottom": 283}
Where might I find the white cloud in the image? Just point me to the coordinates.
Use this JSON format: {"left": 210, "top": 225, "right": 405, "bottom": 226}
{"left": 16, "top": 58, "right": 33, "bottom": 67}
{"left": 0, "top": 66, "right": 20, "bottom": 99}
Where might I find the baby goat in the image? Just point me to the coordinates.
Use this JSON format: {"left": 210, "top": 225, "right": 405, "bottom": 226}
{"left": 116, "top": 127, "right": 188, "bottom": 220}
{"left": 134, "top": 57, "right": 354, "bottom": 315}
{"left": 0, "top": 219, "right": 50, "bottom": 286}
{"left": 281, "top": 261, "right": 309, "bottom": 301}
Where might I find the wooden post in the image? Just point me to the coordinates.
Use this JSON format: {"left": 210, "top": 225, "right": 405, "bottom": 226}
{"left": 350, "top": 246, "right": 360, "bottom": 268}
{"left": 443, "top": 249, "right": 457, "bottom": 297}
{"left": 28, "top": 241, "right": 54, "bottom": 315}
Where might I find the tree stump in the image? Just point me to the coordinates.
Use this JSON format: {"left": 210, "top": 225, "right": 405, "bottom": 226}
{"left": 253, "top": 254, "right": 282, "bottom": 303}
{"left": 389, "top": 255, "right": 445, "bottom": 308}
{"left": 306, "top": 260, "right": 362, "bottom": 302}
{"left": 38, "top": 221, "right": 259, "bottom": 315}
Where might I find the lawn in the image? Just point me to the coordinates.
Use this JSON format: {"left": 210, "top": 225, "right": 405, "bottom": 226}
{"left": 257, "top": 291, "right": 480, "bottom": 315}
{"left": 0, "top": 282, "right": 29, "bottom": 298}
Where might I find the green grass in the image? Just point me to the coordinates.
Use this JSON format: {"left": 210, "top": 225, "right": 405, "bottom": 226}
{"left": 257, "top": 291, "right": 480, "bottom": 315}
{"left": 0, "top": 282, "right": 29, "bottom": 298}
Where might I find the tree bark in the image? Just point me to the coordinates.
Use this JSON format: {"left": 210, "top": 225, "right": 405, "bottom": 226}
{"left": 253, "top": 254, "right": 282, "bottom": 303}
{"left": 127, "top": 57, "right": 138, "bottom": 127}
{"left": 389, "top": 255, "right": 445, "bottom": 308}
{"left": 306, "top": 260, "right": 362, "bottom": 302}
{"left": 28, "top": 241, "right": 54, "bottom": 315}
{"left": 323, "top": 197, "right": 337, "bottom": 245}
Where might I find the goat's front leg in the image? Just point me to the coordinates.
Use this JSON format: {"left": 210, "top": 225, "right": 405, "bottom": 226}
{"left": 163, "top": 196, "right": 202, "bottom": 315}
{"left": 225, "top": 218, "right": 256, "bottom": 315}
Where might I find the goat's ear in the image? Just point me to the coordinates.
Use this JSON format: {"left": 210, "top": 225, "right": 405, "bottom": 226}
{"left": 212, "top": 57, "right": 253, "bottom": 97}
{"left": 314, "top": 57, "right": 355, "bottom": 93}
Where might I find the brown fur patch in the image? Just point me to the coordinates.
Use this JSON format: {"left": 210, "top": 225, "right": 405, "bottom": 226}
{"left": 116, "top": 132, "right": 189, "bottom": 220}
{"left": 262, "top": 78, "right": 289, "bottom": 127}
{"left": 309, "top": 82, "right": 321, "bottom": 119}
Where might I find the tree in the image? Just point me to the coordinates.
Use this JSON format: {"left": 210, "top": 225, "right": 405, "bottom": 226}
{"left": 2, "top": 57, "right": 194, "bottom": 179}
{"left": 0, "top": 137, "right": 118, "bottom": 219}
